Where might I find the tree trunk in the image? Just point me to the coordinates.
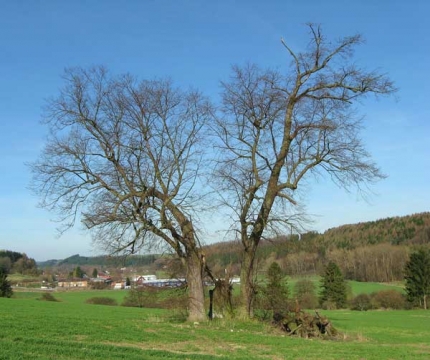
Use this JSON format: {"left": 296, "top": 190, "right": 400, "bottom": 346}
{"left": 424, "top": 294, "right": 427, "bottom": 310}
{"left": 240, "top": 243, "right": 257, "bottom": 318}
{"left": 186, "top": 250, "right": 206, "bottom": 322}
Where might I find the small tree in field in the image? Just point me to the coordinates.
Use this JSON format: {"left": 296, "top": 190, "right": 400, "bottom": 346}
{"left": 404, "top": 248, "right": 430, "bottom": 309}
{"left": 262, "top": 262, "right": 289, "bottom": 314}
{"left": 0, "top": 266, "right": 13, "bottom": 298}
{"left": 320, "top": 261, "right": 347, "bottom": 309}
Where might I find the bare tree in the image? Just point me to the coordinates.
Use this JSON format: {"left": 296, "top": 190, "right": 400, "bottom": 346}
{"left": 29, "top": 66, "right": 213, "bottom": 321}
{"left": 213, "top": 24, "right": 396, "bottom": 317}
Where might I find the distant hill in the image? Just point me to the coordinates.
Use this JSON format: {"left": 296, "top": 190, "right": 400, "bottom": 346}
{"left": 37, "top": 253, "right": 159, "bottom": 268}
{"left": 320, "top": 212, "right": 430, "bottom": 249}
{"left": 206, "top": 212, "right": 430, "bottom": 256}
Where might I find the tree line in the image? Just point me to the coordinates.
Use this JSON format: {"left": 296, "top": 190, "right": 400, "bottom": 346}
{"left": 0, "top": 251, "right": 38, "bottom": 276}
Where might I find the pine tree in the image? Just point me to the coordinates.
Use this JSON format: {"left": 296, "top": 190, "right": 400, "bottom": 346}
{"left": 263, "top": 262, "right": 289, "bottom": 314}
{"left": 73, "top": 266, "right": 85, "bottom": 279}
{"left": 404, "top": 248, "right": 430, "bottom": 309}
{"left": 319, "top": 261, "right": 347, "bottom": 309}
{"left": 0, "top": 266, "right": 13, "bottom": 298}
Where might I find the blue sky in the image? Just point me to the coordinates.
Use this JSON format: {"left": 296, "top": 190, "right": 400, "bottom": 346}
{"left": 1, "top": 1, "right": 429, "bottom": 261}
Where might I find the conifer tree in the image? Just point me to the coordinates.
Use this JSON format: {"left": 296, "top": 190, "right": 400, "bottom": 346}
{"left": 0, "top": 265, "right": 13, "bottom": 298}
{"left": 319, "top": 261, "right": 347, "bottom": 309}
{"left": 404, "top": 248, "right": 430, "bottom": 310}
{"left": 263, "top": 262, "right": 289, "bottom": 314}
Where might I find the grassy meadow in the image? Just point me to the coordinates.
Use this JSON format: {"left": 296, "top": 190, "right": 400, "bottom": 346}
{"left": 1, "top": 287, "right": 429, "bottom": 360}
{"left": 286, "top": 276, "right": 404, "bottom": 296}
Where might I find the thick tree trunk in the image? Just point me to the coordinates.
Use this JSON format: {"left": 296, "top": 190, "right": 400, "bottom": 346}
{"left": 424, "top": 294, "right": 427, "bottom": 310}
{"left": 186, "top": 250, "right": 206, "bottom": 322}
{"left": 240, "top": 243, "right": 257, "bottom": 318}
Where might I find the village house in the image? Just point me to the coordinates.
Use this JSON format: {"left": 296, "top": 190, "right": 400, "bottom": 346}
{"left": 57, "top": 278, "right": 88, "bottom": 288}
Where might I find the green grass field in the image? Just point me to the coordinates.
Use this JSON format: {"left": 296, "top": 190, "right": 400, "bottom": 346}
{"left": 286, "top": 276, "right": 404, "bottom": 296}
{"left": 1, "top": 288, "right": 429, "bottom": 360}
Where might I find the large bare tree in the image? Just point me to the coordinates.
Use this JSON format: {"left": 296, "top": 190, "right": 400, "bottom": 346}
{"left": 214, "top": 24, "right": 396, "bottom": 316}
{"left": 29, "top": 66, "right": 213, "bottom": 321}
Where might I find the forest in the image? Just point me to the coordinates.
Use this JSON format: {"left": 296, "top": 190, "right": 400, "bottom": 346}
{"left": 204, "top": 212, "right": 430, "bottom": 283}
{"left": 0, "top": 250, "right": 38, "bottom": 275}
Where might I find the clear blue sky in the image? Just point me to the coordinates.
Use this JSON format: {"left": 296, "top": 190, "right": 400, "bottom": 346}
{"left": 1, "top": 1, "right": 429, "bottom": 261}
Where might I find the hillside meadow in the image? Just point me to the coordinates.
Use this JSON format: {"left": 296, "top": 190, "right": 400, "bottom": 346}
{"left": 1, "top": 287, "right": 429, "bottom": 360}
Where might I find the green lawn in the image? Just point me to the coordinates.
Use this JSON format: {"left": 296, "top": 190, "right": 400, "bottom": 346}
{"left": 1, "top": 291, "right": 429, "bottom": 360}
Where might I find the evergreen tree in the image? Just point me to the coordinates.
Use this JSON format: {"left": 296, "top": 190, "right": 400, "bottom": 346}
{"left": 404, "top": 248, "right": 430, "bottom": 309}
{"left": 263, "top": 262, "right": 289, "bottom": 314}
{"left": 73, "top": 266, "right": 85, "bottom": 279}
{"left": 92, "top": 268, "right": 98, "bottom": 278}
{"left": 319, "top": 261, "right": 347, "bottom": 309}
{"left": 0, "top": 265, "right": 13, "bottom": 298}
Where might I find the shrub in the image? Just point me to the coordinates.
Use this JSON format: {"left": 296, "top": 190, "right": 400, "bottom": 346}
{"left": 321, "top": 300, "right": 337, "bottom": 310}
{"left": 85, "top": 297, "right": 118, "bottom": 306}
{"left": 371, "top": 290, "right": 406, "bottom": 310}
{"left": 122, "top": 286, "right": 187, "bottom": 310}
{"left": 294, "top": 279, "right": 318, "bottom": 309}
{"left": 39, "top": 292, "right": 59, "bottom": 302}
{"left": 350, "top": 293, "right": 372, "bottom": 311}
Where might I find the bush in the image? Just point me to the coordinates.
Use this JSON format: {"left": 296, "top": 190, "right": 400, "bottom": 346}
{"left": 39, "top": 292, "right": 59, "bottom": 302}
{"left": 294, "top": 279, "right": 318, "bottom": 309}
{"left": 85, "top": 297, "right": 118, "bottom": 306}
{"left": 122, "top": 286, "right": 187, "bottom": 310}
{"left": 321, "top": 300, "right": 337, "bottom": 310}
{"left": 122, "top": 286, "right": 156, "bottom": 308}
{"left": 371, "top": 290, "right": 406, "bottom": 310}
{"left": 350, "top": 293, "right": 372, "bottom": 311}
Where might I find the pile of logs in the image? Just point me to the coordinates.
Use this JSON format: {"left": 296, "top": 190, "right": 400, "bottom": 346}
{"left": 273, "top": 310, "right": 338, "bottom": 338}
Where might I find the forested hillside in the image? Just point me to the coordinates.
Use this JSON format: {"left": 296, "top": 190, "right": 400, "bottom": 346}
{"left": 0, "top": 250, "right": 38, "bottom": 275}
{"left": 204, "top": 212, "right": 430, "bottom": 282}
{"left": 322, "top": 212, "right": 430, "bottom": 248}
